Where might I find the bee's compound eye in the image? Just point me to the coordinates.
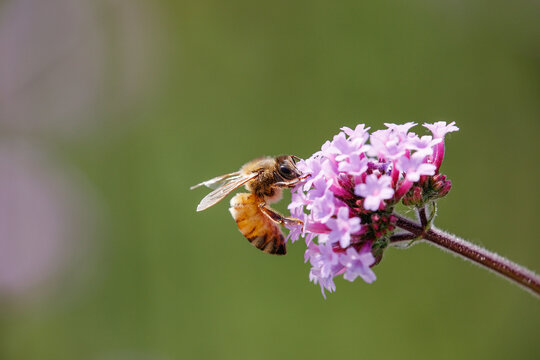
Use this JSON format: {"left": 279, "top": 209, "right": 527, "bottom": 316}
{"left": 279, "top": 165, "right": 294, "bottom": 179}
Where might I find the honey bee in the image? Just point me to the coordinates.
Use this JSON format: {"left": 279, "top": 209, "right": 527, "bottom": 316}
{"left": 191, "top": 155, "right": 309, "bottom": 255}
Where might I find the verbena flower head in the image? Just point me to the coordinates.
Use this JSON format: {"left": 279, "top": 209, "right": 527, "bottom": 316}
{"left": 287, "top": 122, "right": 458, "bottom": 297}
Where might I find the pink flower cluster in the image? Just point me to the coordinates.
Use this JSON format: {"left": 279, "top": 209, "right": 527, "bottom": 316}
{"left": 287, "top": 122, "right": 458, "bottom": 297}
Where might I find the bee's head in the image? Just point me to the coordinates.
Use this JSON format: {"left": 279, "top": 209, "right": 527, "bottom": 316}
{"left": 275, "top": 155, "right": 303, "bottom": 181}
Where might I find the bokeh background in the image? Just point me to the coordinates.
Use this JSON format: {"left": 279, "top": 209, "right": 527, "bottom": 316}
{"left": 1, "top": 0, "right": 539, "bottom": 359}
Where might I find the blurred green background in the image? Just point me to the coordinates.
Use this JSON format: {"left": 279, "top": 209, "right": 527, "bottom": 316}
{"left": 1, "top": 0, "right": 539, "bottom": 359}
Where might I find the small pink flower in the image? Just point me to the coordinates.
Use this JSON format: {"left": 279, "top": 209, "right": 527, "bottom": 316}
{"left": 384, "top": 122, "right": 417, "bottom": 137}
{"left": 305, "top": 243, "right": 341, "bottom": 298}
{"left": 326, "top": 206, "right": 362, "bottom": 248}
{"left": 340, "top": 244, "right": 376, "bottom": 283}
{"left": 285, "top": 221, "right": 304, "bottom": 243}
{"left": 406, "top": 134, "right": 441, "bottom": 156}
{"left": 339, "top": 124, "right": 371, "bottom": 155}
{"left": 341, "top": 124, "right": 370, "bottom": 140}
{"left": 423, "top": 121, "right": 459, "bottom": 139}
{"left": 369, "top": 129, "right": 407, "bottom": 160}
{"left": 338, "top": 154, "right": 368, "bottom": 176}
{"left": 396, "top": 152, "right": 437, "bottom": 182}
{"left": 311, "top": 189, "right": 338, "bottom": 223}
{"left": 423, "top": 121, "right": 459, "bottom": 171}
{"left": 354, "top": 174, "right": 395, "bottom": 211}
{"left": 327, "top": 132, "right": 356, "bottom": 157}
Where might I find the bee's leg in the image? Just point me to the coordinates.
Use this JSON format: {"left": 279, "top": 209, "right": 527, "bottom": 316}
{"left": 274, "top": 174, "right": 310, "bottom": 188}
{"left": 258, "top": 203, "right": 304, "bottom": 226}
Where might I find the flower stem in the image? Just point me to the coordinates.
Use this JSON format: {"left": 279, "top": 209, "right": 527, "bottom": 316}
{"left": 389, "top": 233, "right": 417, "bottom": 243}
{"left": 418, "top": 207, "right": 428, "bottom": 227}
{"left": 395, "top": 215, "right": 540, "bottom": 297}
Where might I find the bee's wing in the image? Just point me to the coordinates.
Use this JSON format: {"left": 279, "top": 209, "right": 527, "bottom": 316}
{"left": 195, "top": 172, "right": 258, "bottom": 212}
{"left": 190, "top": 172, "right": 241, "bottom": 190}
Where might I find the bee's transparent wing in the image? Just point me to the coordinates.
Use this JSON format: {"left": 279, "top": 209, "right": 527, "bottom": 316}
{"left": 195, "top": 173, "right": 258, "bottom": 212}
{"left": 190, "top": 172, "right": 241, "bottom": 190}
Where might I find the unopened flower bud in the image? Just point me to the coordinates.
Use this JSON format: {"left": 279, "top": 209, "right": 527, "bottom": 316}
{"left": 431, "top": 174, "right": 447, "bottom": 191}
{"left": 438, "top": 180, "right": 452, "bottom": 198}
{"left": 402, "top": 186, "right": 423, "bottom": 206}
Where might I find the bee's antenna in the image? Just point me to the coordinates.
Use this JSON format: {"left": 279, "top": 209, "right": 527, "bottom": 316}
{"left": 291, "top": 155, "right": 302, "bottom": 163}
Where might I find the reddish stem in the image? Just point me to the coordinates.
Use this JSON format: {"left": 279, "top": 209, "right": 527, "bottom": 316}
{"left": 395, "top": 215, "right": 540, "bottom": 297}
{"left": 418, "top": 207, "right": 428, "bottom": 227}
{"left": 389, "top": 233, "right": 416, "bottom": 243}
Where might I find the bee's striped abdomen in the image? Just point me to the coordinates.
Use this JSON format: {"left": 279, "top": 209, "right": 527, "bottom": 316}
{"left": 229, "top": 193, "right": 286, "bottom": 255}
